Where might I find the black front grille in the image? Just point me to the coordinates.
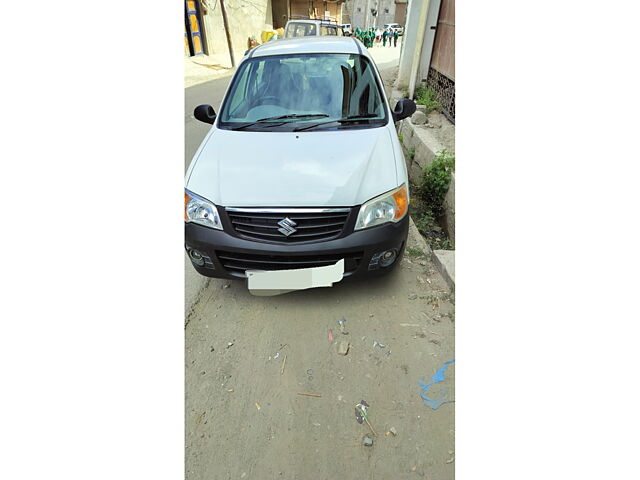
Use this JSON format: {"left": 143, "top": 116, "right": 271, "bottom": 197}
{"left": 216, "top": 250, "right": 363, "bottom": 277}
{"left": 225, "top": 209, "right": 351, "bottom": 244}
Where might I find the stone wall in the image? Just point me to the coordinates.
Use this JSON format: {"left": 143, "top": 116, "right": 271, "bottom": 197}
{"left": 201, "top": 0, "right": 273, "bottom": 57}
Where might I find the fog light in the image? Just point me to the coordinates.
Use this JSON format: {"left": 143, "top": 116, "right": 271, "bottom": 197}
{"left": 379, "top": 249, "right": 397, "bottom": 267}
{"left": 189, "top": 249, "right": 206, "bottom": 267}
{"left": 368, "top": 248, "right": 399, "bottom": 270}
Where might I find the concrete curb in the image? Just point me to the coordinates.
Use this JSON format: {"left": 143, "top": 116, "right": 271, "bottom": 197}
{"left": 397, "top": 113, "right": 455, "bottom": 291}
{"left": 432, "top": 250, "right": 455, "bottom": 291}
{"left": 397, "top": 114, "right": 455, "bottom": 244}
{"left": 407, "top": 217, "right": 433, "bottom": 255}
{"left": 409, "top": 217, "right": 455, "bottom": 290}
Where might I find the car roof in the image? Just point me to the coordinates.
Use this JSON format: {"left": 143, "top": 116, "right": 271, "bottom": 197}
{"left": 286, "top": 19, "right": 337, "bottom": 25}
{"left": 248, "top": 36, "right": 368, "bottom": 59}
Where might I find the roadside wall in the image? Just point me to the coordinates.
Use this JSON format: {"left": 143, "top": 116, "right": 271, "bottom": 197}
{"left": 201, "top": 0, "right": 273, "bottom": 57}
{"left": 398, "top": 115, "right": 455, "bottom": 243}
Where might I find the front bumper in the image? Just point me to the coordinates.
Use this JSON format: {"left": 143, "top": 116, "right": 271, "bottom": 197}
{"left": 185, "top": 214, "right": 409, "bottom": 281}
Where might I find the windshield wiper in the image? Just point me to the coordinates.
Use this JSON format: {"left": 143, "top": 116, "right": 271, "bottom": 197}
{"left": 231, "top": 114, "right": 329, "bottom": 131}
{"left": 256, "top": 114, "right": 329, "bottom": 121}
{"left": 293, "top": 114, "right": 380, "bottom": 132}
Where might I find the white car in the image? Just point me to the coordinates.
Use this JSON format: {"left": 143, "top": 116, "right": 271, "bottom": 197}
{"left": 185, "top": 37, "right": 416, "bottom": 289}
{"left": 284, "top": 19, "right": 343, "bottom": 38}
{"left": 383, "top": 23, "right": 404, "bottom": 35}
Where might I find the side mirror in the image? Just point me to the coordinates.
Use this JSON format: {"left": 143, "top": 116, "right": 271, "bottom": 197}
{"left": 392, "top": 98, "right": 417, "bottom": 122}
{"left": 194, "top": 104, "right": 216, "bottom": 124}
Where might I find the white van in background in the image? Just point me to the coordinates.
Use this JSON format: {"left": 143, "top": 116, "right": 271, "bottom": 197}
{"left": 284, "top": 19, "right": 342, "bottom": 38}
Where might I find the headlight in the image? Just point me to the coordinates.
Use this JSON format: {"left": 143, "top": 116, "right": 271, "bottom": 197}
{"left": 184, "top": 190, "right": 223, "bottom": 230}
{"left": 355, "top": 184, "right": 408, "bottom": 230}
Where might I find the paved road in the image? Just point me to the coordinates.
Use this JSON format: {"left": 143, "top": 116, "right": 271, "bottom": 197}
{"left": 184, "top": 52, "right": 455, "bottom": 480}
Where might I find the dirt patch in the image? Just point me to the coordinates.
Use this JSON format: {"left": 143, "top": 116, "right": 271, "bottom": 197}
{"left": 186, "top": 254, "right": 455, "bottom": 480}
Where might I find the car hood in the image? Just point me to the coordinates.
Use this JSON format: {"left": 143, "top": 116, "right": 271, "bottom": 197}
{"left": 186, "top": 126, "right": 399, "bottom": 207}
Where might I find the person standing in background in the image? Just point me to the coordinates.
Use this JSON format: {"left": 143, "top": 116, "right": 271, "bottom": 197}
{"left": 382, "top": 28, "right": 388, "bottom": 47}
{"left": 393, "top": 29, "right": 399, "bottom": 47}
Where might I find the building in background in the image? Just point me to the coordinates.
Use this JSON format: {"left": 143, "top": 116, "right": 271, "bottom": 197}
{"left": 394, "top": 0, "right": 407, "bottom": 26}
{"left": 185, "top": 1, "right": 347, "bottom": 58}
{"left": 397, "top": 0, "right": 454, "bottom": 122}
{"left": 343, "top": 0, "right": 407, "bottom": 29}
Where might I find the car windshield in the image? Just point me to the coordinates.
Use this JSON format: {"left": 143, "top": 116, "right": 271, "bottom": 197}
{"left": 218, "top": 53, "right": 387, "bottom": 131}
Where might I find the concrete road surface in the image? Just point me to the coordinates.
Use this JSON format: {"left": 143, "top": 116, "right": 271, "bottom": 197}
{"left": 184, "top": 46, "right": 455, "bottom": 479}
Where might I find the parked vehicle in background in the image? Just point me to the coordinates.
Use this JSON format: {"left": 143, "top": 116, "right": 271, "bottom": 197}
{"left": 341, "top": 23, "right": 352, "bottom": 35}
{"left": 383, "top": 23, "right": 404, "bottom": 35}
{"left": 284, "top": 19, "right": 343, "bottom": 38}
{"left": 185, "top": 37, "right": 417, "bottom": 291}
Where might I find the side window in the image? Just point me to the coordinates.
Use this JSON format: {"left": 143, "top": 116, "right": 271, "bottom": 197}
{"left": 307, "top": 24, "right": 317, "bottom": 35}
{"left": 320, "top": 26, "right": 328, "bottom": 35}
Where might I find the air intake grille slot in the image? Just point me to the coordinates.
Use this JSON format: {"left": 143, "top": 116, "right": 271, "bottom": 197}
{"left": 216, "top": 250, "right": 363, "bottom": 277}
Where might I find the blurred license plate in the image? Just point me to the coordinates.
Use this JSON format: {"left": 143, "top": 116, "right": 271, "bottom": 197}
{"left": 246, "top": 259, "right": 344, "bottom": 293}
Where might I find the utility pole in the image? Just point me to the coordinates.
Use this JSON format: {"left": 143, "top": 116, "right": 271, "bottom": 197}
{"left": 219, "top": 0, "right": 235, "bottom": 68}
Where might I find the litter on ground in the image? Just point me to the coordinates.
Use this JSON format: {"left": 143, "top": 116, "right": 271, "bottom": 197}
{"left": 337, "top": 340, "right": 350, "bottom": 355}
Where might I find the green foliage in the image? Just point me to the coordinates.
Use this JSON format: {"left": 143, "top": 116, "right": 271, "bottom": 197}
{"left": 406, "top": 246, "right": 428, "bottom": 259}
{"left": 398, "top": 133, "right": 404, "bottom": 144}
{"left": 430, "top": 237, "right": 454, "bottom": 250}
{"left": 415, "top": 209, "right": 454, "bottom": 250}
{"left": 407, "top": 146, "right": 416, "bottom": 162}
{"left": 414, "top": 85, "right": 441, "bottom": 113}
{"left": 419, "top": 150, "right": 455, "bottom": 216}
{"left": 414, "top": 209, "right": 436, "bottom": 232}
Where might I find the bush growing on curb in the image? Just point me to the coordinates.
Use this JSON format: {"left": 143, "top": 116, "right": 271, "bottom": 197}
{"left": 414, "top": 85, "right": 441, "bottom": 113}
{"left": 415, "top": 209, "right": 436, "bottom": 232}
{"left": 419, "top": 150, "right": 455, "bottom": 216}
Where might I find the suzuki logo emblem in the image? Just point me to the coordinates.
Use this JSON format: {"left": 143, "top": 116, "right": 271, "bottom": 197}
{"left": 277, "top": 217, "right": 298, "bottom": 236}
